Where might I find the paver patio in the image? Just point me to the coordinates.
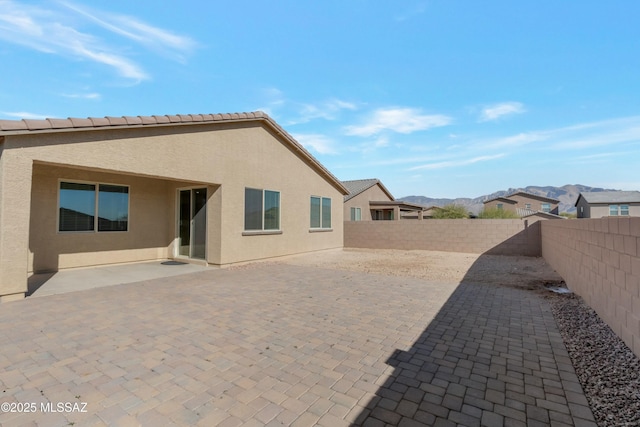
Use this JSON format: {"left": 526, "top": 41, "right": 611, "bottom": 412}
{"left": 0, "top": 261, "right": 595, "bottom": 426}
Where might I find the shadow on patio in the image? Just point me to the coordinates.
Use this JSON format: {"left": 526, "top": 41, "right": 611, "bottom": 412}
{"left": 350, "top": 250, "right": 596, "bottom": 426}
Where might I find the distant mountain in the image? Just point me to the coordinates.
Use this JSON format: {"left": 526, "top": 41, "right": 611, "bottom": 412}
{"left": 399, "top": 184, "right": 619, "bottom": 214}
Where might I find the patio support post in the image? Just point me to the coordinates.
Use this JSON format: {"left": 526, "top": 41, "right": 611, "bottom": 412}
{"left": 393, "top": 206, "right": 400, "bottom": 221}
{"left": 0, "top": 153, "right": 33, "bottom": 301}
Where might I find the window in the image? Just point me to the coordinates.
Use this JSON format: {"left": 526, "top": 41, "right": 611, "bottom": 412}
{"left": 609, "top": 205, "right": 619, "bottom": 216}
{"left": 350, "top": 207, "right": 362, "bottom": 221}
{"left": 541, "top": 203, "right": 551, "bottom": 213}
{"left": 310, "top": 196, "right": 331, "bottom": 229}
{"left": 497, "top": 203, "right": 503, "bottom": 210}
{"left": 525, "top": 203, "right": 531, "bottom": 210}
{"left": 59, "top": 181, "right": 128, "bottom": 232}
{"left": 609, "top": 204, "right": 629, "bottom": 216}
{"left": 244, "top": 188, "right": 280, "bottom": 231}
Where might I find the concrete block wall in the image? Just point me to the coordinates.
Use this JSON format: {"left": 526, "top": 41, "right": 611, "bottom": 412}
{"left": 541, "top": 218, "right": 640, "bottom": 357}
{"left": 344, "top": 219, "right": 541, "bottom": 256}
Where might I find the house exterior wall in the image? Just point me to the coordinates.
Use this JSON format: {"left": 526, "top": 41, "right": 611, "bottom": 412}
{"left": 541, "top": 218, "right": 640, "bottom": 357}
{"left": 344, "top": 219, "right": 541, "bottom": 256}
{"left": 577, "top": 202, "right": 640, "bottom": 218}
{"left": 344, "top": 184, "right": 393, "bottom": 221}
{"left": 483, "top": 199, "right": 517, "bottom": 213}
{"left": 28, "top": 163, "right": 194, "bottom": 273}
{"left": 575, "top": 197, "right": 592, "bottom": 218}
{"left": 484, "top": 195, "right": 559, "bottom": 214}
{"left": 1, "top": 121, "right": 344, "bottom": 299}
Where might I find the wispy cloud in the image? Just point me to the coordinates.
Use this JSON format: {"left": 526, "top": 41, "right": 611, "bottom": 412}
{"left": 395, "top": 2, "right": 428, "bottom": 22}
{"left": 345, "top": 107, "right": 451, "bottom": 137}
{"left": 258, "top": 89, "right": 357, "bottom": 125}
{"left": 0, "top": 111, "right": 50, "bottom": 120}
{"left": 59, "top": 1, "right": 197, "bottom": 62}
{"left": 0, "top": 0, "right": 196, "bottom": 82}
{"left": 291, "top": 133, "right": 338, "bottom": 155}
{"left": 479, "top": 102, "right": 526, "bottom": 122}
{"left": 61, "top": 92, "right": 101, "bottom": 100}
{"left": 409, "top": 154, "right": 506, "bottom": 171}
{"left": 291, "top": 99, "right": 357, "bottom": 124}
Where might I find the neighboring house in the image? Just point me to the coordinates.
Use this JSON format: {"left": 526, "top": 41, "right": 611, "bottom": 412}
{"left": 483, "top": 191, "right": 561, "bottom": 217}
{"left": 342, "top": 178, "right": 425, "bottom": 221}
{"left": 575, "top": 191, "right": 640, "bottom": 218}
{"left": 0, "top": 112, "right": 348, "bottom": 301}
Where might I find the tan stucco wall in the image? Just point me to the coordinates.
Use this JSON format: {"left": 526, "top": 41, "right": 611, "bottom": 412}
{"left": 1, "top": 121, "right": 344, "bottom": 298}
{"left": 541, "top": 218, "right": 640, "bottom": 357}
{"left": 28, "top": 164, "right": 201, "bottom": 273}
{"left": 483, "top": 199, "right": 517, "bottom": 212}
{"left": 577, "top": 202, "right": 640, "bottom": 218}
{"left": 344, "top": 185, "right": 393, "bottom": 221}
{"left": 484, "top": 195, "right": 559, "bottom": 214}
{"left": 344, "top": 219, "right": 541, "bottom": 256}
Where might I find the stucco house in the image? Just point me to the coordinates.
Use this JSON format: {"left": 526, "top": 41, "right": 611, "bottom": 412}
{"left": 342, "top": 178, "right": 425, "bottom": 221}
{"left": 575, "top": 191, "right": 640, "bottom": 218}
{"left": 483, "top": 191, "right": 561, "bottom": 217}
{"left": 0, "top": 112, "right": 348, "bottom": 301}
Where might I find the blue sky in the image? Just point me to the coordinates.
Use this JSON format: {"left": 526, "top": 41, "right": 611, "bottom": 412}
{"left": 1, "top": 1, "right": 639, "bottom": 198}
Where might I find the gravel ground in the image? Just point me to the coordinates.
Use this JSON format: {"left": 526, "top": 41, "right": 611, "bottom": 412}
{"left": 549, "top": 292, "right": 640, "bottom": 427}
{"left": 276, "top": 248, "right": 640, "bottom": 427}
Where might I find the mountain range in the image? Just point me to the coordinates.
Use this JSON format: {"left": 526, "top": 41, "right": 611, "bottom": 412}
{"left": 398, "top": 184, "right": 619, "bottom": 214}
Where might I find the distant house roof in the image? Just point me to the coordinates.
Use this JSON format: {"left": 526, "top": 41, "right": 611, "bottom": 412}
{"left": 0, "top": 111, "right": 349, "bottom": 196}
{"left": 517, "top": 208, "right": 564, "bottom": 220}
{"left": 369, "top": 200, "right": 425, "bottom": 211}
{"left": 484, "top": 191, "right": 559, "bottom": 205}
{"left": 341, "top": 178, "right": 394, "bottom": 202}
{"left": 575, "top": 190, "right": 640, "bottom": 206}
{"left": 483, "top": 197, "right": 518, "bottom": 205}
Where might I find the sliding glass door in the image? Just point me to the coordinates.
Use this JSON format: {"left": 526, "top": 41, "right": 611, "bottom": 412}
{"left": 178, "top": 188, "right": 207, "bottom": 260}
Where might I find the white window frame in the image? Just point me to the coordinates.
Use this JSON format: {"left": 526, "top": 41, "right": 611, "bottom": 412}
{"left": 243, "top": 187, "right": 281, "bottom": 233}
{"left": 310, "top": 196, "right": 332, "bottom": 230}
{"left": 350, "top": 207, "right": 362, "bottom": 221}
{"left": 541, "top": 203, "right": 551, "bottom": 213}
{"left": 57, "top": 179, "right": 130, "bottom": 233}
{"left": 609, "top": 204, "right": 619, "bottom": 216}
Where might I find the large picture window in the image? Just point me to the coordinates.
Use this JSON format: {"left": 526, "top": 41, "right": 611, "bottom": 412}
{"left": 244, "top": 188, "right": 280, "bottom": 231}
{"left": 310, "top": 196, "right": 331, "bottom": 229}
{"left": 59, "top": 181, "right": 129, "bottom": 232}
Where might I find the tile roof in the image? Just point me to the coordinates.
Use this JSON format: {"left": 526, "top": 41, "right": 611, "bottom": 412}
{"left": 484, "top": 191, "right": 559, "bottom": 204}
{"left": 341, "top": 178, "right": 395, "bottom": 202}
{"left": 0, "top": 112, "right": 266, "bottom": 132}
{"left": 576, "top": 190, "right": 640, "bottom": 204}
{"left": 0, "top": 111, "right": 349, "bottom": 195}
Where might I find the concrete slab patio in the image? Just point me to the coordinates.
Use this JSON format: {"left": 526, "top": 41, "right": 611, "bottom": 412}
{"left": 0, "top": 257, "right": 595, "bottom": 426}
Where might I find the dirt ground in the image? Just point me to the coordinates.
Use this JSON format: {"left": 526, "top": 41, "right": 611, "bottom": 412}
{"left": 275, "top": 248, "right": 565, "bottom": 289}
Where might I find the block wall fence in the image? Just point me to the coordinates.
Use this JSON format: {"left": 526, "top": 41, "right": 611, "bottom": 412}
{"left": 344, "top": 219, "right": 542, "bottom": 256}
{"left": 541, "top": 218, "right": 640, "bottom": 357}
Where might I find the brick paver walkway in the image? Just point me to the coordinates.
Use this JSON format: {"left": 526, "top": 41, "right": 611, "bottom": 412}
{"left": 0, "top": 263, "right": 595, "bottom": 426}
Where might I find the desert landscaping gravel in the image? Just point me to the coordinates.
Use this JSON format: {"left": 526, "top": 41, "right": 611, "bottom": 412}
{"left": 549, "top": 293, "right": 640, "bottom": 427}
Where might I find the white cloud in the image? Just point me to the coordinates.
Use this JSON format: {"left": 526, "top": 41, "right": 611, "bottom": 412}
{"left": 0, "top": 0, "right": 196, "bottom": 81}
{"left": 59, "top": 1, "right": 197, "bottom": 62}
{"left": 291, "top": 133, "right": 338, "bottom": 155}
{"left": 345, "top": 108, "right": 451, "bottom": 136}
{"left": 0, "top": 111, "right": 50, "bottom": 120}
{"left": 409, "top": 154, "right": 506, "bottom": 170}
{"left": 61, "top": 92, "right": 101, "bottom": 100}
{"left": 289, "top": 99, "right": 357, "bottom": 125}
{"left": 479, "top": 102, "right": 526, "bottom": 122}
